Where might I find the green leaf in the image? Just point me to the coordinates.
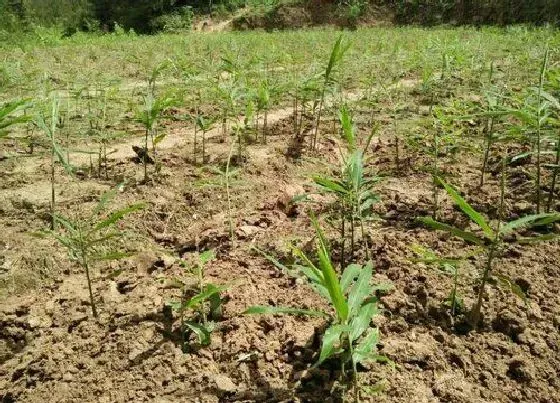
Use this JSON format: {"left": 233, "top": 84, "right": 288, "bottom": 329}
{"left": 312, "top": 176, "right": 348, "bottom": 195}
{"left": 153, "top": 132, "right": 167, "bottom": 146}
{"left": 185, "top": 284, "right": 229, "bottom": 310}
{"left": 417, "top": 217, "right": 485, "bottom": 246}
{"left": 437, "top": 178, "right": 494, "bottom": 238}
{"left": 350, "top": 299, "right": 378, "bottom": 342}
{"left": 292, "top": 247, "right": 324, "bottom": 283}
{"left": 518, "top": 233, "right": 560, "bottom": 243}
{"left": 341, "top": 264, "right": 361, "bottom": 293}
{"left": 493, "top": 274, "right": 527, "bottom": 304}
{"left": 242, "top": 305, "right": 328, "bottom": 317}
{"left": 94, "top": 203, "right": 145, "bottom": 231}
{"left": 166, "top": 300, "right": 182, "bottom": 311}
{"left": 347, "top": 262, "right": 373, "bottom": 316}
{"left": 339, "top": 104, "right": 355, "bottom": 151}
{"left": 199, "top": 250, "right": 216, "bottom": 265}
{"left": 312, "top": 217, "right": 348, "bottom": 322}
{"left": 353, "top": 328, "right": 380, "bottom": 364}
{"left": 317, "top": 324, "right": 351, "bottom": 366}
{"left": 183, "top": 321, "right": 211, "bottom": 346}
{"left": 252, "top": 246, "right": 294, "bottom": 277}
{"left": 500, "top": 213, "right": 560, "bottom": 236}
{"left": 85, "top": 232, "right": 121, "bottom": 247}
{"left": 93, "top": 186, "right": 120, "bottom": 215}
{"left": 53, "top": 214, "right": 77, "bottom": 233}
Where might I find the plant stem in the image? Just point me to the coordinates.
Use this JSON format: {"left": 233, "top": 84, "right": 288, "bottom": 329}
{"left": 341, "top": 204, "right": 346, "bottom": 271}
{"left": 202, "top": 130, "right": 206, "bottom": 164}
{"left": 471, "top": 158, "right": 505, "bottom": 328}
{"left": 470, "top": 242, "right": 496, "bottom": 328}
{"left": 79, "top": 225, "right": 97, "bottom": 317}
{"left": 312, "top": 90, "right": 325, "bottom": 151}
{"left": 144, "top": 128, "right": 148, "bottom": 182}
{"left": 480, "top": 117, "right": 494, "bottom": 187}
{"left": 50, "top": 131, "right": 56, "bottom": 230}
{"left": 546, "top": 133, "right": 560, "bottom": 212}
{"left": 198, "top": 261, "right": 207, "bottom": 324}
{"left": 451, "top": 264, "right": 458, "bottom": 316}
{"left": 226, "top": 130, "right": 236, "bottom": 248}
{"left": 263, "top": 108, "right": 268, "bottom": 144}
{"left": 536, "top": 47, "right": 549, "bottom": 214}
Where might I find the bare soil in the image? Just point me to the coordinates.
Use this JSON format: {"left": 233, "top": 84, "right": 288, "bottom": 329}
{"left": 1, "top": 99, "right": 559, "bottom": 403}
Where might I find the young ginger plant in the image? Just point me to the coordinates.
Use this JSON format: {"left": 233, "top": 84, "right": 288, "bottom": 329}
{"left": 418, "top": 176, "right": 560, "bottom": 328}
{"left": 47, "top": 185, "right": 144, "bottom": 317}
{"left": 245, "top": 218, "right": 391, "bottom": 399}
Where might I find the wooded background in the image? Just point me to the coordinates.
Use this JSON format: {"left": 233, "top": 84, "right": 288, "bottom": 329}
{"left": 1, "top": 0, "right": 559, "bottom": 33}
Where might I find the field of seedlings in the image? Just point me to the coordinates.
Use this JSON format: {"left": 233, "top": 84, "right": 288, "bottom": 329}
{"left": 1, "top": 26, "right": 560, "bottom": 402}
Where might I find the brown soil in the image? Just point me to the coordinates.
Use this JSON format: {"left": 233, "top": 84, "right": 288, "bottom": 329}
{"left": 1, "top": 93, "right": 560, "bottom": 403}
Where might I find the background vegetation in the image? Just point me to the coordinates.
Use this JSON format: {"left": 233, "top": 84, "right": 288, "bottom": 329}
{"left": 1, "top": 0, "right": 559, "bottom": 35}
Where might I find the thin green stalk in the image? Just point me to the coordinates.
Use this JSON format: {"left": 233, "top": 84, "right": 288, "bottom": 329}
{"left": 144, "top": 128, "right": 149, "bottom": 182}
{"left": 263, "top": 108, "right": 268, "bottom": 144}
{"left": 202, "top": 129, "right": 207, "bottom": 164}
{"left": 536, "top": 47, "right": 549, "bottom": 214}
{"left": 50, "top": 132, "right": 56, "bottom": 230}
{"left": 480, "top": 117, "right": 495, "bottom": 187}
{"left": 432, "top": 132, "right": 439, "bottom": 220}
{"left": 312, "top": 90, "right": 325, "bottom": 151}
{"left": 360, "top": 218, "right": 369, "bottom": 261}
{"left": 79, "top": 224, "right": 97, "bottom": 317}
{"left": 226, "top": 130, "right": 237, "bottom": 248}
{"left": 546, "top": 133, "right": 560, "bottom": 212}
{"left": 197, "top": 261, "right": 207, "bottom": 324}
{"left": 341, "top": 204, "right": 346, "bottom": 271}
{"left": 471, "top": 158, "right": 505, "bottom": 327}
{"left": 349, "top": 334, "right": 359, "bottom": 403}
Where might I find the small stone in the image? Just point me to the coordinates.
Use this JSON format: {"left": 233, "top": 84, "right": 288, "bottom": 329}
{"left": 62, "top": 372, "right": 74, "bottom": 382}
{"left": 212, "top": 374, "right": 237, "bottom": 395}
{"left": 128, "top": 349, "right": 143, "bottom": 362}
{"left": 160, "top": 254, "right": 176, "bottom": 269}
{"left": 236, "top": 225, "right": 261, "bottom": 239}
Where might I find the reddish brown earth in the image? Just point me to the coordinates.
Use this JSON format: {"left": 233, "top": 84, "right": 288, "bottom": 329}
{"left": 1, "top": 100, "right": 559, "bottom": 402}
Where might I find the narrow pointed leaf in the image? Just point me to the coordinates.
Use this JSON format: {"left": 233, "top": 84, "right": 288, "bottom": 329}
{"left": 500, "top": 213, "right": 560, "bottom": 236}
{"left": 417, "top": 217, "right": 485, "bottom": 246}
{"left": 437, "top": 178, "right": 494, "bottom": 238}
{"left": 312, "top": 217, "right": 348, "bottom": 322}
{"left": 94, "top": 203, "right": 145, "bottom": 231}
